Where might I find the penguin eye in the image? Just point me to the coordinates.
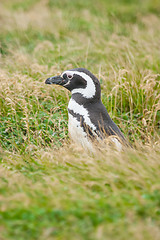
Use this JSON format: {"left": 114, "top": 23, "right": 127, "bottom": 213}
{"left": 67, "top": 74, "right": 73, "bottom": 79}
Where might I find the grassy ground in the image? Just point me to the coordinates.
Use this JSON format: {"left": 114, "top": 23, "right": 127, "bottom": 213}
{"left": 0, "top": 0, "right": 160, "bottom": 239}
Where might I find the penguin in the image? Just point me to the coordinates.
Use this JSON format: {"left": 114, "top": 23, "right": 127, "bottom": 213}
{"left": 45, "top": 68, "right": 130, "bottom": 151}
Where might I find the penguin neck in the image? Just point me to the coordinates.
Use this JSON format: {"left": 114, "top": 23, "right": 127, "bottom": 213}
{"left": 70, "top": 92, "right": 101, "bottom": 106}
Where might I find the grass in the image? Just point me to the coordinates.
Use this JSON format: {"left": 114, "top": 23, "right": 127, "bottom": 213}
{"left": 0, "top": 0, "right": 160, "bottom": 239}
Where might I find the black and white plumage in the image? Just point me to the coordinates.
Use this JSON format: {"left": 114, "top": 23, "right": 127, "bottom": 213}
{"left": 45, "top": 68, "right": 130, "bottom": 151}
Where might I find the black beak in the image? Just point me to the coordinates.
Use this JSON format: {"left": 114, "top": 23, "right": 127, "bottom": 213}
{"left": 45, "top": 75, "right": 65, "bottom": 85}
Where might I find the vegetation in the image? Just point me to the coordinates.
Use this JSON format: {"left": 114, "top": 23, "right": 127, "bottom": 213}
{"left": 0, "top": 0, "right": 160, "bottom": 239}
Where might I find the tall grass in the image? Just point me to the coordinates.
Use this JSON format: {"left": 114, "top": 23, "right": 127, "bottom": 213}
{"left": 0, "top": 0, "right": 160, "bottom": 239}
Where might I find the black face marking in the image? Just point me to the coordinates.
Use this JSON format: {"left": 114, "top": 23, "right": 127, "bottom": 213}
{"left": 62, "top": 73, "right": 68, "bottom": 80}
{"left": 64, "top": 74, "right": 87, "bottom": 91}
{"left": 45, "top": 68, "right": 101, "bottom": 100}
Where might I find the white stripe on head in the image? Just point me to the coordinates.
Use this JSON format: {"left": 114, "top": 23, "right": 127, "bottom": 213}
{"left": 62, "top": 70, "right": 96, "bottom": 98}
{"left": 68, "top": 99, "right": 96, "bottom": 130}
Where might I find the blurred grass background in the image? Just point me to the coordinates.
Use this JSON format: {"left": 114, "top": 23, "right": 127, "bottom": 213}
{"left": 0, "top": 0, "right": 160, "bottom": 239}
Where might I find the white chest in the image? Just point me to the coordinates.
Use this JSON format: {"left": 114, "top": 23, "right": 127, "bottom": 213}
{"left": 68, "top": 113, "right": 93, "bottom": 151}
{"left": 68, "top": 98, "right": 95, "bottom": 150}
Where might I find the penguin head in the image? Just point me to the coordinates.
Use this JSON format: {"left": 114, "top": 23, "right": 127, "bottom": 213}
{"left": 45, "top": 68, "right": 101, "bottom": 99}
